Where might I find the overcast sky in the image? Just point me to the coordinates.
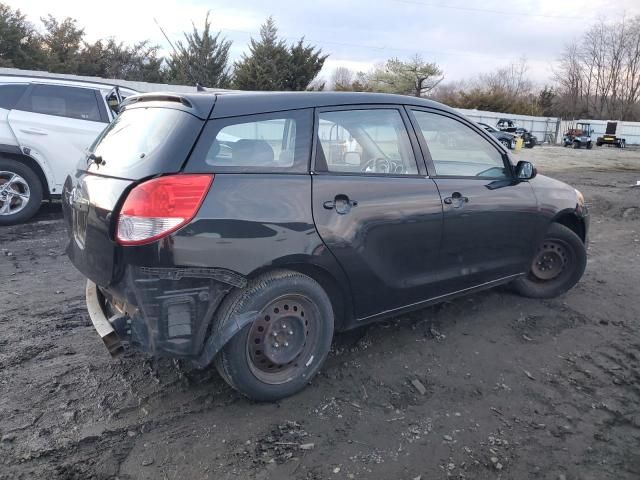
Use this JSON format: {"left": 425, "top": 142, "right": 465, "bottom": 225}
{"left": 9, "top": 0, "right": 640, "bottom": 86}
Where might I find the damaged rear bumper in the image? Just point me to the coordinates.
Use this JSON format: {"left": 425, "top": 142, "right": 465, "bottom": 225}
{"left": 84, "top": 266, "right": 253, "bottom": 367}
{"left": 85, "top": 280, "right": 125, "bottom": 357}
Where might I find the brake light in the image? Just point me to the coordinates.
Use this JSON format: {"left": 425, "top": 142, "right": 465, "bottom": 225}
{"left": 116, "top": 174, "right": 213, "bottom": 245}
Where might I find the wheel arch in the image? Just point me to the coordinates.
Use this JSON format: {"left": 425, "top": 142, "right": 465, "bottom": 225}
{"left": 552, "top": 211, "right": 586, "bottom": 243}
{"left": 247, "top": 260, "right": 354, "bottom": 332}
{"left": 0, "top": 150, "right": 51, "bottom": 199}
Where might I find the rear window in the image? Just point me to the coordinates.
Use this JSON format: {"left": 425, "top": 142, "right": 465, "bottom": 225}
{"left": 85, "top": 106, "right": 205, "bottom": 179}
{"left": 185, "top": 109, "right": 313, "bottom": 173}
{"left": 0, "top": 84, "right": 27, "bottom": 110}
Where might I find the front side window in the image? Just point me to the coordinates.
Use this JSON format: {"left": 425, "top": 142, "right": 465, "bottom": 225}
{"left": 317, "top": 109, "right": 418, "bottom": 175}
{"left": 412, "top": 110, "right": 509, "bottom": 178}
{"left": 19, "top": 84, "right": 102, "bottom": 122}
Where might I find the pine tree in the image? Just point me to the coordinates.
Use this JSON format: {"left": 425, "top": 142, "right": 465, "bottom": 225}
{"left": 286, "top": 39, "right": 328, "bottom": 90}
{"left": 166, "top": 12, "right": 232, "bottom": 88}
{"left": 369, "top": 55, "right": 443, "bottom": 97}
{"left": 234, "top": 17, "right": 327, "bottom": 91}
{"left": 233, "top": 17, "right": 289, "bottom": 90}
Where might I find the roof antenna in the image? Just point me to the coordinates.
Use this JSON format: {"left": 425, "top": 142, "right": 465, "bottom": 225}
{"left": 196, "top": 83, "right": 207, "bottom": 92}
{"left": 154, "top": 17, "right": 201, "bottom": 88}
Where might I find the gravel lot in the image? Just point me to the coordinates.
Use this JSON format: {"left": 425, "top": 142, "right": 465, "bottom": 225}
{"left": 1, "top": 145, "right": 639, "bottom": 480}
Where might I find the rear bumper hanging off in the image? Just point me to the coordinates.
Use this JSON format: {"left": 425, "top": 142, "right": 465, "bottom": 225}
{"left": 83, "top": 267, "right": 255, "bottom": 367}
{"left": 85, "top": 280, "right": 124, "bottom": 357}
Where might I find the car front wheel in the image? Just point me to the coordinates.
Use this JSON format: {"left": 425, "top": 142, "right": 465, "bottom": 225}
{"left": 0, "top": 159, "right": 43, "bottom": 225}
{"left": 511, "top": 223, "right": 586, "bottom": 299}
{"left": 214, "top": 270, "right": 334, "bottom": 401}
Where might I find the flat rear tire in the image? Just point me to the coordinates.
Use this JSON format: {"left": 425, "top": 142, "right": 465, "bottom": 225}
{"left": 214, "top": 270, "right": 334, "bottom": 401}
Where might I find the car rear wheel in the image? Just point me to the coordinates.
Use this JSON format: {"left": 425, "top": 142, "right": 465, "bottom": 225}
{"left": 511, "top": 223, "right": 586, "bottom": 299}
{"left": 214, "top": 270, "right": 334, "bottom": 401}
{"left": 0, "top": 159, "right": 43, "bottom": 226}
{"left": 499, "top": 139, "right": 511, "bottom": 150}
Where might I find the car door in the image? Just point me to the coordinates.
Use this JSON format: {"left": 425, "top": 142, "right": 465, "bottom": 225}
{"left": 8, "top": 83, "right": 109, "bottom": 194}
{"left": 408, "top": 108, "right": 539, "bottom": 291}
{"left": 311, "top": 106, "right": 444, "bottom": 320}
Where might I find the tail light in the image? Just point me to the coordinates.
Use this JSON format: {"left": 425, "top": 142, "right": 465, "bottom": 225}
{"left": 116, "top": 174, "right": 213, "bottom": 245}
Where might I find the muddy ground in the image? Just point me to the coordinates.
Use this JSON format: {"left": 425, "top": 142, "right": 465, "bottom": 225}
{"left": 1, "top": 145, "right": 639, "bottom": 480}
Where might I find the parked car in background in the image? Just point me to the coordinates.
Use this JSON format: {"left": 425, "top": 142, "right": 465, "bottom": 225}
{"left": 0, "top": 74, "right": 136, "bottom": 225}
{"left": 496, "top": 118, "right": 537, "bottom": 148}
{"left": 63, "top": 92, "right": 589, "bottom": 401}
{"left": 477, "top": 122, "right": 516, "bottom": 149}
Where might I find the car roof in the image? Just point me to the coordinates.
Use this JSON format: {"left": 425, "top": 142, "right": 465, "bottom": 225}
{"left": 122, "top": 90, "right": 459, "bottom": 120}
{"left": 0, "top": 74, "right": 138, "bottom": 94}
{"left": 209, "top": 91, "right": 457, "bottom": 118}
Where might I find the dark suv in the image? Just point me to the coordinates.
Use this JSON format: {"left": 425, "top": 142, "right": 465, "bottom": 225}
{"left": 63, "top": 92, "right": 588, "bottom": 401}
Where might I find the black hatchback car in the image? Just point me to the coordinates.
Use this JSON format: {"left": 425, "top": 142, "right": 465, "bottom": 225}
{"left": 63, "top": 92, "right": 588, "bottom": 401}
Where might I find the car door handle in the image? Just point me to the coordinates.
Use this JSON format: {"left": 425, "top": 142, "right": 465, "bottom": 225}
{"left": 323, "top": 195, "right": 358, "bottom": 214}
{"left": 20, "top": 128, "right": 48, "bottom": 136}
{"left": 444, "top": 192, "right": 469, "bottom": 207}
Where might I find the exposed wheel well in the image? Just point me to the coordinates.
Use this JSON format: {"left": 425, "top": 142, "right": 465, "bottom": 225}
{"left": 0, "top": 153, "right": 50, "bottom": 199}
{"left": 248, "top": 263, "right": 352, "bottom": 331}
{"left": 553, "top": 213, "right": 585, "bottom": 243}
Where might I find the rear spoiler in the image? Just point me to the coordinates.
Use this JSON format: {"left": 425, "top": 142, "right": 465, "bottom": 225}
{"left": 121, "top": 93, "right": 193, "bottom": 109}
{"left": 120, "top": 92, "right": 217, "bottom": 119}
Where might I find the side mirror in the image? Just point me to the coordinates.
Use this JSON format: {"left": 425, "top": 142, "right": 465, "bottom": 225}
{"left": 515, "top": 160, "right": 536, "bottom": 180}
{"left": 106, "top": 93, "right": 121, "bottom": 114}
{"left": 343, "top": 151, "right": 361, "bottom": 166}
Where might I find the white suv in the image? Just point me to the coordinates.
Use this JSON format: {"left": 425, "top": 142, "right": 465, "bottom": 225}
{"left": 0, "top": 75, "right": 137, "bottom": 224}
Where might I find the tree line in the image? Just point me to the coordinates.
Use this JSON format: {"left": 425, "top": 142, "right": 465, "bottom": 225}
{"left": 1, "top": 2, "right": 639, "bottom": 120}
{"left": 0, "top": 4, "right": 326, "bottom": 90}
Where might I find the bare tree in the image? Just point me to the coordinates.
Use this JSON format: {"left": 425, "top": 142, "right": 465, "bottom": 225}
{"left": 554, "top": 15, "right": 640, "bottom": 120}
{"left": 330, "top": 66, "right": 354, "bottom": 90}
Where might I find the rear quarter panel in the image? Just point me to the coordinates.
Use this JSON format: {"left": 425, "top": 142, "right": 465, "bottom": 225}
{"left": 121, "top": 173, "right": 351, "bottom": 300}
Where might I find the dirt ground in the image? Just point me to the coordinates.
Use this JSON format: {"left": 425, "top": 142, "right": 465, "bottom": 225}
{"left": 1, "top": 145, "right": 639, "bottom": 480}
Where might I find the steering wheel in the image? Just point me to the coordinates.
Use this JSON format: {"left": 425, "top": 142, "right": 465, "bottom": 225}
{"left": 362, "top": 157, "right": 392, "bottom": 174}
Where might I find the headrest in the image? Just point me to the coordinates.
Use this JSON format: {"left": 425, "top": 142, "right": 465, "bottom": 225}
{"left": 232, "top": 139, "right": 274, "bottom": 166}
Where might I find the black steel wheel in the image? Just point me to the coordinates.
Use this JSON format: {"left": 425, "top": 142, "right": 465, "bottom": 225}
{"left": 511, "top": 223, "right": 586, "bottom": 299}
{"left": 246, "top": 295, "right": 319, "bottom": 385}
{"left": 214, "top": 270, "right": 334, "bottom": 401}
{"left": 530, "top": 240, "right": 570, "bottom": 281}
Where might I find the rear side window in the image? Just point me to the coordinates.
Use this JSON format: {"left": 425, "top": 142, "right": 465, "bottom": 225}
{"left": 0, "top": 84, "right": 27, "bottom": 110}
{"left": 186, "top": 109, "right": 313, "bottom": 173}
{"left": 18, "top": 84, "right": 103, "bottom": 122}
